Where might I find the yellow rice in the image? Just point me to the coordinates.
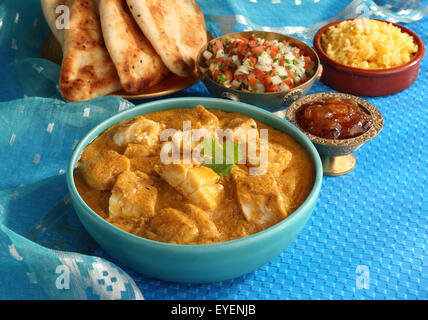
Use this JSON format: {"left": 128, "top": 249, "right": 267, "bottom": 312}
{"left": 321, "top": 18, "right": 418, "bottom": 69}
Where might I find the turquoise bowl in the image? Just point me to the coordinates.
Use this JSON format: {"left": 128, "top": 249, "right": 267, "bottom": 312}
{"left": 66, "top": 97, "right": 323, "bottom": 283}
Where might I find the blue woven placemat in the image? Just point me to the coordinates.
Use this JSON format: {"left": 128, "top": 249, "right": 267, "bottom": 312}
{"left": 0, "top": 0, "right": 426, "bottom": 300}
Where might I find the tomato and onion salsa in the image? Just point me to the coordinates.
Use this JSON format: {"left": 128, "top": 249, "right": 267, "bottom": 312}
{"left": 296, "top": 97, "right": 372, "bottom": 140}
{"left": 201, "top": 35, "right": 316, "bottom": 93}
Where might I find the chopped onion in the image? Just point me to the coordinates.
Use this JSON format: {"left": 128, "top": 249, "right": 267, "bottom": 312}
{"left": 254, "top": 63, "right": 271, "bottom": 72}
{"left": 270, "top": 75, "right": 282, "bottom": 85}
{"left": 202, "top": 50, "right": 213, "bottom": 60}
{"left": 255, "top": 82, "right": 265, "bottom": 93}
{"left": 231, "top": 79, "right": 242, "bottom": 89}
{"left": 276, "top": 66, "right": 287, "bottom": 77}
{"left": 216, "top": 49, "right": 225, "bottom": 58}
{"left": 236, "top": 65, "right": 250, "bottom": 74}
{"left": 280, "top": 82, "right": 290, "bottom": 91}
{"left": 258, "top": 53, "right": 272, "bottom": 66}
{"left": 231, "top": 55, "right": 240, "bottom": 65}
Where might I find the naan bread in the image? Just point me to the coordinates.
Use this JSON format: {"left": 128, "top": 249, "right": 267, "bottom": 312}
{"left": 41, "top": 0, "right": 66, "bottom": 46}
{"left": 126, "top": 0, "right": 207, "bottom": 77}
{"left": 59, "top": 0, "right": 121, "bottom": 101}
{"left": 99, "top": 0, "right": 169, "bottom": 93}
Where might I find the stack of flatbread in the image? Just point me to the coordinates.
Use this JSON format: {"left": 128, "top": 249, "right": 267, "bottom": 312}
{"left": 41, "top": 0, "right": 207, "bottom": 101}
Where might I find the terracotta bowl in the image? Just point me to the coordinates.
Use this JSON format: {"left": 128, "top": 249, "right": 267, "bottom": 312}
{"left": 313, "top": 18, "right": 425, "bottom": 96}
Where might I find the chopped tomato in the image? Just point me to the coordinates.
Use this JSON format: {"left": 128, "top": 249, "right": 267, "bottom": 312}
{"left": 278, "top": 57, "right": 284, "bottom": 66}
{"left": 237, "top": 36, "right": 249, "bottom": 44}
{"left": 213, "top": 40, "right": 224, "bottom": 52}
{"left": 248, "top": 75, "right": 257, "bottom": 87}
{"left": 248, "top": 56, "right": 257, "bottom": 64}
{"left": 213, "top": 57, "right": 225, "bottom": 65}
{"left": 249, "top": 40, "right": 257, "bottom": 48}
{"left": 212, "top": 70, "right": 221, "bottom": 80}
{"left": 251, "top": 46, "right": 264, "bottom": 54}
{"left": 252, "top": 68, "right": 265, "bottom": 80}
{"left": 287, "top": 69, "right": 295, "bottom": 79}
{"left": 292, "top": 47, "right": 299, "bottom": 58}
{"left": 225, "top": 70, "right": 234, "bottom": 81}
{"left": 219, "top": 60, "right": 230, "bottom": 72}
{"left": 283, "top": 78, "right": 293, "bottom": 87}
{"left": 270, "top": 46, "right": 279, "bottom": 58}
{"left": 234, "top": 73, "right": 248, "bottom": 80}
{"left": 225, "top": 45, "right": 234, "bottom": 54}
{"left": 263, "top": 75, "right": 272, "bottom": 87}
{"left": 238, "top": 44, "right": 249, "bottom": 56}
{"left": 265, "top": 84, "right": 279, "bottom": 92}
{"left": 263, "top": 41, "right": 273, "bottom": 47}
{"left": 303, "top": 56, "right": 311, "bottom": 68}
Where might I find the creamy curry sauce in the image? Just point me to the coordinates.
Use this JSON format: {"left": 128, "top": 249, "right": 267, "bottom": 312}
{"left": 74, "top": 105, "right": 315, "bottom": 244}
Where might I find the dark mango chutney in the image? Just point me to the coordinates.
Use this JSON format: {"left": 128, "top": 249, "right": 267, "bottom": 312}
{"left": 296, "top": 97, "right": 372, "bottom": 139}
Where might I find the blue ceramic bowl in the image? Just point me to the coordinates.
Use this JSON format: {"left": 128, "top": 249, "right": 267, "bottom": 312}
{"left": 66, "top": 97, "right": 323, "bottom": 283}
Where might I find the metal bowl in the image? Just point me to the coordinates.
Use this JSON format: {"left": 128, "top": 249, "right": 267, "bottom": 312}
{"left": 286, "top": 92, "right": 383, "bottom": 176}
{"left": 196, "top": 31, "right": 322, "bottom": 113}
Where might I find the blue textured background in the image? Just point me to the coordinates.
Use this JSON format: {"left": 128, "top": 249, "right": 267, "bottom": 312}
{"left": 0, "top": 0, "right": 426, "bottom": 299}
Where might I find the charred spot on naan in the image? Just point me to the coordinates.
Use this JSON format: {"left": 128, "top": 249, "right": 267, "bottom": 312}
{"left": 122, "top": 71, "right": 159, "bottom": 93}
{"left": 60, "top": 64, "right": 120, "bottom": 102}
{"left": 120, "top": 52, "right": 170, "bottom": 93}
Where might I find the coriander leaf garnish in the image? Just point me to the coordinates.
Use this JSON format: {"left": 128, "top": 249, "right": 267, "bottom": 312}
{"left": 216, "top": 73, "right": 227, "bottom": 84}
{"left": 200, "top": 138, "right": 243, "bottom": 175}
